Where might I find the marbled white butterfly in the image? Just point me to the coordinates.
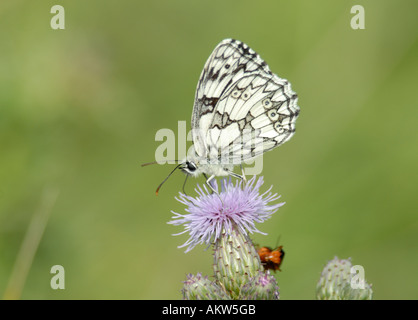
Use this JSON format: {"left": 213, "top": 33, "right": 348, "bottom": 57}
{"left": 152, "top": 39, "right": 300, "bottom": 194}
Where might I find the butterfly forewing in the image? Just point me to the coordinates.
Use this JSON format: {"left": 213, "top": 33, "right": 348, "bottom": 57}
{"left": 191, "top": 39, "right": 299, "bottom": 166}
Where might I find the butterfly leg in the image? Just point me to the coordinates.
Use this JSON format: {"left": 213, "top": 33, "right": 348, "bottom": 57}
{"left": 182, "top": 175, "right": 189, "bottom": 196}
{"left": 205, "top": 174, "right": 218, "bottom": 194}
{"left": 203, "top": 174, "right": 217, "bottom": 195}
{"left": 227, "top": 165, "right": 247, "bottom": 189}
{"left": 204, "top": 174, "right": 224, "bottom": 205}
{"left": 228, "top": 171, "right": 243, "bottom": 180}
{"left": 240, "top": 165, "right": 247, "bottom": 185}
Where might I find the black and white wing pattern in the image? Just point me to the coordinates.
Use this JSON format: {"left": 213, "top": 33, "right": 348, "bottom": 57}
{"left": 191, "top": 39, "right": 300, "bottom": 164}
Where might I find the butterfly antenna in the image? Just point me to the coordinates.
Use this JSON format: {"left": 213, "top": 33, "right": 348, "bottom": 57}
{"left": 141, "top": 160, "right": 181, "bottom": 167}
{"left": 141, "top": 161, "right": 159, "bottom": 167}
{"left": 155, "top": 164, "right": 182, "bottom": 196}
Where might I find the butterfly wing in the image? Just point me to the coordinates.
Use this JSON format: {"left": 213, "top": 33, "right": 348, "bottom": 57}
{"left": 191, "top": 39, "right": 300, "bottom": 164}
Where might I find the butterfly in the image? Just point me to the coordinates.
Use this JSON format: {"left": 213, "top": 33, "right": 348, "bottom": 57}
{"left": 150, "top": 39, "right": 300, "bottom": 194}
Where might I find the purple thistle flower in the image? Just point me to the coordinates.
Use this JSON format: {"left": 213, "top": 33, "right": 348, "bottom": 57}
{"left": 168, "top": 176, "right": 284, "bottom": 253}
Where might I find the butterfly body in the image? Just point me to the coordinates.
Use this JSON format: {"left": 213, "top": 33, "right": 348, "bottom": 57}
{"left": 181, "top": 145, "right": 234, "bottom": 177}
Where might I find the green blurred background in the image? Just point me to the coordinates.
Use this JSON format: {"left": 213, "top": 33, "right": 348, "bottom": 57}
{"left": 0, "top": 0, "right": 417, "bottom": 299}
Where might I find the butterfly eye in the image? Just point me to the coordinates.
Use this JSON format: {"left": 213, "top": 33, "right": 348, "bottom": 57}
{"left": 231, "top": 89, "right": 241, "bottom": 99}
{"left": 262, "top": 98, "right": 272, "bottom": 108}
{"left": 186, "top": 161, "right": 197, "bottom": 172}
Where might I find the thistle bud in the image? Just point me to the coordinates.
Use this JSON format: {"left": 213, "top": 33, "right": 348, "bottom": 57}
{"left": 240, "top": 271, "right": 280, "bottom": 300}
{"left": 182, "top": 273, "right": 231, "bottom": 300}
{"left": 316, "top": 257, "right": 373, "bottom": 300}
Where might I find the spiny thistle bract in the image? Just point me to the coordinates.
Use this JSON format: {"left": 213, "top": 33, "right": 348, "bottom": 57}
{"left": 181, "top": 273, "right": 231, "bottom": 300}
{"left": 316, "top": 256, "right": 373, "bottom": 300}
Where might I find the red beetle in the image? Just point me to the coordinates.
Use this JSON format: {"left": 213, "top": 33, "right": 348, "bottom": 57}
{"left": 258, "top": 245, "right": 285, "bottom": 272}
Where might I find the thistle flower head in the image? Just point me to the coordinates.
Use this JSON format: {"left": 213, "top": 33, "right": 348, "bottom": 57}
{"left": 168, "top": 176, "right": 284, "bottom": 252}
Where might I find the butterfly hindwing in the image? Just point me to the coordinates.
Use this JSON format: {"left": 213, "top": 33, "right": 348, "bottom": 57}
{"left": 191, "top": 39, "right": 300, "bottom": 164}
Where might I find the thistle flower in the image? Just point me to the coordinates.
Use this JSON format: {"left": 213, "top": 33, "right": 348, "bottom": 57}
{"left": 168, "top": 176, "right": 284, "bottom": 253}
{"left": 169, "top": 176, "right": 283, "bottom": 300}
